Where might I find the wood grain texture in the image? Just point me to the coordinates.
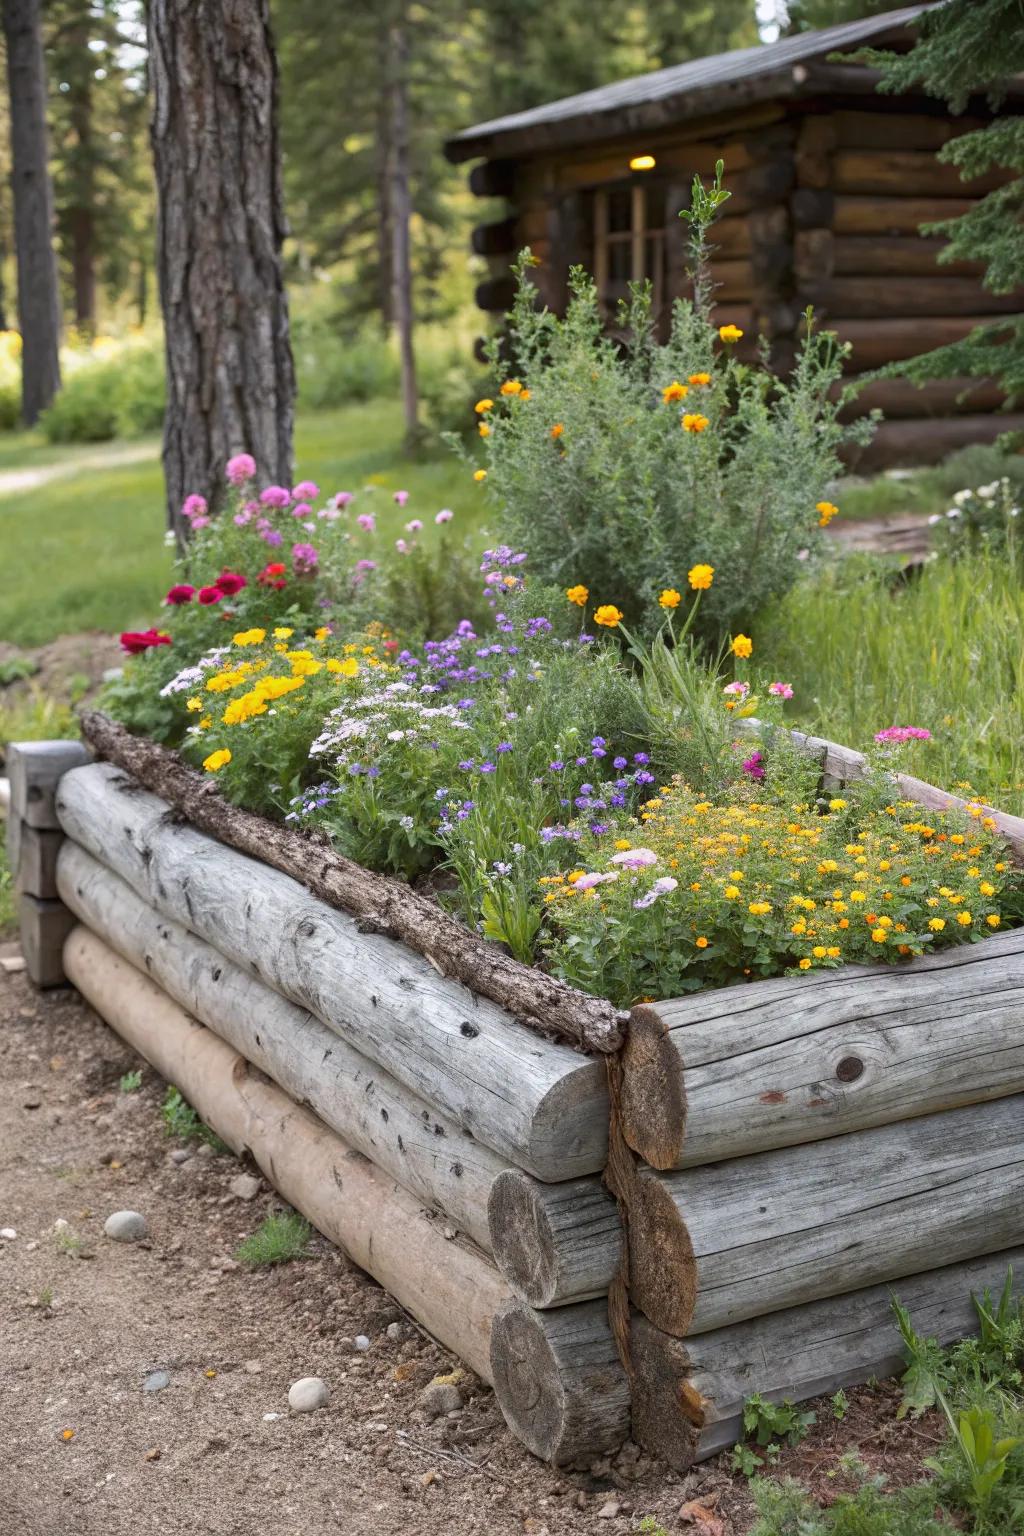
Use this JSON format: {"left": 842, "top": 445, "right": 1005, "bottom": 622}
{"left": 679, "top": 1246, "right": 1024, "bottom": 1461}
{"left": 628, "top": 1094, "right": 1024, "bottom": 1336}
{"left": 19, "top": 892, "right": 75, "bottom": 988}
{"left": 622, "top": 927, "right": 1024, "bottom": 1171}
{"left": 57, "top": 841, "right": 508, "bottom": 1252}
{"left": 489, "top": 1297, "right": 630, "bottom": 1464}
{"left": 848, "top": 415, "right": 1024, "bottom": 470}
{"left": 487, "top": 1169, "right": 621, "bottom": 1307}
{"left": 13, "top": 823, "right": 62, "bottom": 899}
{"left": 77, "top": 712, "right": 624, "bottom": 1054}
{"left": 56, "top": 762, "right": 608, "bottom": 1181}
{"left": 64, "top": 925, "right": 509, "bottom": 1381}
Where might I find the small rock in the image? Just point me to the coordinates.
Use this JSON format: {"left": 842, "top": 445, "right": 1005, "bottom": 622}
{"left": 288, "top": 1376, "right": 329, "bottom": 1413}
{"left": 0, "top": 955, "right": 26, "bottom": 974}
{"left": 244, "top": 1360, "right": 263, "bottom": 1374}
{"left": 228, "top": 1173, "right": 261, "bottom": 1201}
{"left": 143, "top": 1370, "right": 171, "bottom": 1393}
{"left": 0, "top": 1228, "right": 17, "bottom": 1240}
{"left": 385, "top": 1321, "right": 406, "bottom": 1344}
{"left": 22, "top": 1088, "right": 42, "bottom": 1110}
{"left": 169, "top": 1149, "right": 191, "bottom": 1166}
{"left": 195, "top": 1143, "right": 215, "bottom": 1161}
{"left": 353, "top": 1335, "right": 371, "bottom": 1352}
{"left": 417, "top": 1382, "right": 463, "bottom": 1421}
{"left": 104, "top": 1210, "right": 148, "bottom": 1243}
{"left": 262, "top": 1411, "right": 282, "bottom": 1422}
{"left": 144, "top": 1447, "right": 161, "bottom": 1462}
{"left": 597, "top": 1499, "right": 621, "bottom": 1519}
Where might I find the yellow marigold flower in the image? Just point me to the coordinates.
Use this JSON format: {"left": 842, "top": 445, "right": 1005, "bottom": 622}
{"left": 232, "top": 628, "right": 266, "bottom": 647}
{"left": 662, "top": 380, "right": 688, "bottom": 403}
{"left": 203, "top": 748, "right": 231, "bottom": 773}
{"left": 812, "top": 945, "right": 827, "bottom": 959}
{"left": 688, "top": 563, "right": 714, "bottom": 591}
{"left": 928, "top": 917, "right": 946, "bottom": 932}
{"left": 798, "top": 957, "right": 812, "bottom": 970}
{"left": 719, "top": 324, "right": 744, "bottom": 343}
{"left": 900, "top": 875, "right": 912, "bottom": 887}
{"left": 828, "top": 798, "right": 847, "bottom": 811}
{"left": 731, "top": 634, "right": 753, "bottom": 659}
{"left": 724, "top": 885, "right": 741, "bottom": 900}
{"left": 748, "top": 900, "right": 771, "bottom": 916}
{"left": 593, "top": 604, "right": 623, "bottom": 627}
{"left": 695, "top": 936, "right": 709, "bottom": 950}
{"left": 816, "top": 500, "right": 839, "bottom": 528}
{"left": 499, "top": 379, "right": 523, "bottom": 397}
{"left": 957, "top": 911, "right": 973, "bottom": 926}
{"left": 479, "top": 422, "right": 490, "bottom": 437}
{"left": 473, "top": 469, "right": 487, "bottom": 482}
{"left": 659, "top": 588, "right": 682, "bottom": 609}
{"left": 550, "top": 423, "right": 564, "bottom": 439}
{"left": 987, "top": 914, "right": 1001, "bottom": 928}
{"left": 826, "top": 946, "right": 841, "bottom": 958}
{"left": 327, "top": 658, "right": 359, "bottom": 678}
{"left": 474, "top": 398, "right": 493, "bottom": 414}
{"left": 980, "top": 880, "right": 996, "bottom": 897}
{"left": 566, "top": 584, "right": 589, "bottom": 607}
{"left": 614, "top": 839, "right": 632, "bottom": 851}
{"left": 290, "top": 657, "right": 323, "bottom": 676}
{"left": 871, "top": 928, "right": 887, "bottom": 943}
{"left": 682, "top": 412, "right": 710, "bottom": 433}
{"left": 849, "top": 889, "right": 867, "bottom": 903}
{"left": 688, "top": 372, "right": 711, "bottom": 386}
{"left": 314, "top": 626, "right": 331, "bottom": 641}
{"left": 186, "top": 696, "right": 202, "bottom": 712}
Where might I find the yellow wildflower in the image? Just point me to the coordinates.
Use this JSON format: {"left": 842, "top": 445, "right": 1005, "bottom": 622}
{"left": 987, "top": 914, "right": 1001, "bottom": 928}
{"left": 816, "top": 501, "right": 839, "bottom": 528}
{"left": 550, "top": 423, "right": 564, "bottom": 439}
{"left": 327, "top": 657, "right": 360, "bottom": 678}
{"left": 232, "top": 628, "right": 266, "bottom": 647}
{"left": 566, "top": 584, "right": 589, "bottom": 607}
{"left": 499, "top": 379, "right": 523, "bottom": 397}
{"left": 478, "top": 422, "right": 490, "bottom": 437}
{"left": 688, "top": 563, "right": 714, "bottom": 591}
{"left": 203, "top": 749, "right": 231, "bottom": 773}
{"left": 593, "top": 604, "right": 623, "bottom": 627}
{"left": 662, "top": 380, "right": 688, "bottom": 403}
{"left": 473, "top": 469, "right": 487, "bottom": 482}
{"left": 798, "top": 957, "right": 812, "bottom": 969}
{"left": 474, "top": 398, "right": 493, "bottom": 414}
{"left": 957, "top": 911, "right": 973, "bottom": 926}
{"left": 731, "top": 634, "right": 753, "bottom": 659}
{"left": 695, "top": 936, "right": 709, "bottom": 949}
{"left": 719, "top": 323, "right": 744, "bottom": 343}
{"left": 186, "top": 697, "right": 202, "bottom": 712}
{"left": 682, "top": 412, "right": 710, "bottom": 433}
{"left": 315, "top": 626, "right": 331, "bottom": 641}
{"left": 928, "top": 917, "right": 946, "bottom": 932}
{"left": 659, "top": 588, "right": 681, "bottom": 609}
{"left": 688, "top": 372, "right": 711, "bottom": 386}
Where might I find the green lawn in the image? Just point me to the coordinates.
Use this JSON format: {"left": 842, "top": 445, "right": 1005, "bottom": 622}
{"left": 0, "top": 404, "right": 481, "bottom": 647}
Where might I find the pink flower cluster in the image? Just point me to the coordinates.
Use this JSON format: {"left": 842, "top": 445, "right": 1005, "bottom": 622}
{"left": 874, "top": 726, "right": 932, "bottom": 744}
{"left": 768, "top": 681, "right": 794, "bottom": 700}
{"left": 181, "top": 494, "right": 209, "bottom": 531}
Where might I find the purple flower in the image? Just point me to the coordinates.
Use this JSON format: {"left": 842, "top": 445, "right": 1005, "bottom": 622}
{"left": 435, "top": 508, "right": 454, "bottom": 524}
{"left": 357, "top": 514, "right": 375, "bottom": 533}
{"left": 574, "top": 871, "right": 618, "bottom": 891}
{"left": 591, "top": 737, "right": 606, "bottom": 749}
{"left": 635, "top": 770, "right": 655, "bottom": 786}
{"left": 497, "top": 742, "right": 513, "bottom": 754}
{"left": 458, "top": 760, "right": 474, "bottom": 772}
{"left": 292, "top": 542, "right": 319, "bottom": 573}
{"left": 575, "top": 756, "right": 588, "bottom": 767}
{"left": 611, "top": 848, "right": 658, "bottom": 869}
{"left": 478, "top": 762, "right": 496, "bottom": 774}
{"left": 633, "top": 753, "right": 650, "bottom": 766}
{"left": 742, "top": 751, "right": 766, "bottom": 782}
{"left": 549, "top": 760, "right": 564, "bottom": 773}
{"left": 613, "top": 756, "right": 628, "bottom": 770}
{"left": 182, "top": 494, "right": 208, "bottom": 520}
{"left": 261, "top": 528, "right": 283, "bottom": 548}
{"left": 633, "top": 877, "right": 678, "bottom": 910}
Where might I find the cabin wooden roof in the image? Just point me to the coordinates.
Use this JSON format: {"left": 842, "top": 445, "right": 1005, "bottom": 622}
{"left": 445, "top": 4, "right": 934, "bottom": 163}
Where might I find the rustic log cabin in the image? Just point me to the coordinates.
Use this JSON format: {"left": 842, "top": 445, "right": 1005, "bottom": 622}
{"left": 445, "top": 4, "right": 1023, "bottom": 469}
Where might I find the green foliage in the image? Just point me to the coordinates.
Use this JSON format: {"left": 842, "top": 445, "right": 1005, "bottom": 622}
{"left": 0, "top": 688, "right": 79, "bottom": 752}
{"left": 759, "top": 547, "right": 1024, "bottom": 815}
{"left": 38, "top": 337, "right": 165, "bottom": 444}
{"left": 832, "top": 1389, "right": 849, "bottom": 1421}
{"left": 932, "top": 475, "right": 1023, "bottom": 563}
{"left": 235, "top": 1212, "right": 311, "bottom": 1269}
{"left": 732, "top": 1393, "right": 817, "bottom": 1476}
{"left": 160, "top": 1086, "right": 229, "bottom": 1152}
{"left": 849, "top": 0, "right": 1024, "bottom": 411}
{"left": 474, "top": 186, "right": 867, "bottom": 642}
{"left": 748, "top": 1474, "right": 952, "bottom": 1536}
{"left": 118, "top": 1069, "right": 142, "bottom": 1094}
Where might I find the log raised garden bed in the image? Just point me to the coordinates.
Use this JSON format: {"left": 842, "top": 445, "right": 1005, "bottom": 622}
{"left": 8, "top": 717, "right": 1024, "bottom": 1468}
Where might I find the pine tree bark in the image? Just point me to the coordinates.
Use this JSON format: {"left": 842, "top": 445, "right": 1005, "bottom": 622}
{"left": 385, "top": 10, "right": 418, "bottom": 449}
{"left": 2, "top": 0, "right": 61, "bottom": 424}
{"left": 148, "top": 0, "right": 295, "bottom": 543}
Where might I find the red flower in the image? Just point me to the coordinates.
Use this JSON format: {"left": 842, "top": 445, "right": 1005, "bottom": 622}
{"left": 198, "top": 585, "right": 224, "bottom": 604}
{"left": 257, "top": 561, "right": 288, "bottom": 590}
{"left": 120, "top": 629, "right": 171, "bottom": 656}
{"left": 215, "top": 570, "right": 247, "bottom": 596}
{"left": 165, "top": 584, "right": 195, "bottom": 605}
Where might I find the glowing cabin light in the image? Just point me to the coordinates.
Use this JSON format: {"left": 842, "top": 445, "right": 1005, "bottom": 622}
{"left": 629, "top": 154, "right": 656, "bottom": 171}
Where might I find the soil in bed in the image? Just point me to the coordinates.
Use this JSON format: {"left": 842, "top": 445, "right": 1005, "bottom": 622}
{"left": 0, "top": 949, "right": 943, "bottom": 1536}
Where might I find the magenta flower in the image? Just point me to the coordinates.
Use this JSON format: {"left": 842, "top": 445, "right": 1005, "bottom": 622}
{"left": 354, "top": 559, "right": 376, "bottom": 572}
{"left": 233, "top": 511, "right": 252, "bottom": 526}
{"left": 181, "top": 494, "right": 208, "bottom": 520}
{"left": 723, "top": 680, "right": 750, "bottom": 698}
{"left": 393, "top": 490, "right": 409, "bottom": 507}
{"left": 435, "top": 508, "right": 454, "bottom": 524}
{"left": 292, "top": 480, "right": 319, "bottom": 501}
{"left": 610, "top": 848, "right": 658, "bottom": 869}
{"left": 260, "top": 485, "right": 291, "bottom": 509}
{"left": 874, "top": 726, "right": 932, "bottom": 744}
{"left": 191, "top": 515, "right": 210, "bottom": 530}
{"left": 261, "top": 528, "right": 283, "bottom": 547}
{"left": 165, "top": 584, "right": 195, "bottom": 605}
{"left": 768, "top": 681, "right": 794, "bottom": 700}
{"left": 742, "top": 751, "right": 766, "bottom": 782}
{"left": 198, "top": 586, "right": 223, "bottom": 605}
{"left": 226, "top": 453, "right": 256, "bottom": 486}
{"left": 405, "top": 519, "right": 423, "bottom": 533}
{"left": 334, "top": 492, "right": 354, "bottom": 509}
{"left": 395, "top": 539, "right": 410, "bottom": 554}
{"left": 292, "top": 541, "right": 319, "bottom": 574}
{"left": 357, "top": 514, "right": 375, "bottom": 533}
{"left": 291, "top": 502, "right": 312, "bottom": 520}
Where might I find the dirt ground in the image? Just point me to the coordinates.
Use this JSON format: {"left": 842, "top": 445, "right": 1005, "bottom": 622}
{"left": 0, "top": 949, "right": 941, "bottom": 1536}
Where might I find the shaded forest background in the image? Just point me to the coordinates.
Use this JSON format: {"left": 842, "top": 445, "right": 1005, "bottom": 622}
{"left": 0, "top": 0, "right": 898, "bottom": 347}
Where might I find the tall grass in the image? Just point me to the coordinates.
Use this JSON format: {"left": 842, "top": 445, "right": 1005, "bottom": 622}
{"left": 760, "top": 552, "right": 1024, "bottom": 814}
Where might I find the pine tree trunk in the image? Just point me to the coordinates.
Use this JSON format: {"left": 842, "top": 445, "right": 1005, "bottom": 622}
{"left": 148, "top": 0, "right": 295, "bottom": 544}
{"left": 68, "top": 35, "right": 96, "bottom": 334}
{"left": 385, "top": 11, "right": 418, "bottom": 450}
{"left": 2, "top": 0, "right": 61, "bottom": 424}
{"left": 374, "top": 85, "right": 394, "bottom": 330}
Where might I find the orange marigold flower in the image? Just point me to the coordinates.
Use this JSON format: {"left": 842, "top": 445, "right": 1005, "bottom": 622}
{"left": 593, "top": 604, "right": 623, "bottom": 627}
{"left": 499, "top": 379, "right": 523, "bottom": 397}
{"left": 682, "top": 412, "right": 710, "bottom": 433}
{"left": 732, "top": 634, "right": 753, "bottom": 659}
{"left": 474, "top": 398, "right": 493, "bottom": 414}
{"left": 659, "top": 588, "right": 681, "bottom": 609}
{"left": 566, "top": 584, "right": 589, "bottom": 607}
{"left": 478, "top": 422, "right": 490, "bottom": 437}
{"left": 550, "top": 423, "right": 564, "bottom": 439}
{"left": 662, "top": 380, "right": 688, "bottom": 403}
{"left": 688, "top": 563, "right": 714, "bottom": 590}
{"left": 695, "top": 936, "right": 709, "bottom": 949}
{"left": 688, "top": 372, "right": 711, "bottom": 386}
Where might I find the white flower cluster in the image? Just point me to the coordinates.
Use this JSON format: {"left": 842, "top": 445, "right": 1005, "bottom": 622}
{"left": 159, "top": 647, "right": 231, "bottom": 696}
{"left": 309, "top": 680, "right": 471, "bottom": 765}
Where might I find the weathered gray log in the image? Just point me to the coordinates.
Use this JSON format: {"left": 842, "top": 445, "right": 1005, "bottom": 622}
{"left": 489, "top": 1298, "right": 631, "bottom": 1465}
{"left": 621, "top": 927, "right": 1024, "bottom": 1171}
{"left": 64, "top": 924, "right": 510, "bottom": 1381}
{"left": 677, "top": 1247, "right": 1024, "bottom": 1463}
{"left": 626, "top": 1093, "right": 1024, "bottom": 1337}
{"left": 56, "top": 763, "right": 608, "bottom": 1181}
{"left": 19, "top": 893, "right": 76, "bottom": 987}
{"left": 57, "top": 840, "right": 507, "bottom": 1251}
{"left": 7, "top": 739, "right": 89, "bottom": 829}
{"left": 77, "top": 712, "right": 624, "bottom": 1054}
{"left": 13, "top": 823, "right": 63, "bottom": 899}
{"left": 487, "top": 1169, "right": 621, "bottom": 1307}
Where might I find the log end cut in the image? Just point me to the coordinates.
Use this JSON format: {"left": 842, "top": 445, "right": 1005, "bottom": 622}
{"left": 489, "top": 1298, "right": 630, "bottom": 1465}
{"left": 487, "top": 1169, "right": 621, "bottom": 1307}
{"left": 620, "top": 1004, "right": 687, "bottom": 1170}
{"left": 629, "top": 1170, "right": 698, "bottom": 1338}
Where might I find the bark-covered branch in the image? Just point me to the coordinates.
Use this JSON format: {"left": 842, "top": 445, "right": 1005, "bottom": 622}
{"left": 78, "top": 712, "right": 626, "bottom": 1053}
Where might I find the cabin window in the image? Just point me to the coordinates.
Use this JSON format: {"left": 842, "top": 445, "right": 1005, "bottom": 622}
{"left": 592, "top": 183, "right": 666, "bottom": 317}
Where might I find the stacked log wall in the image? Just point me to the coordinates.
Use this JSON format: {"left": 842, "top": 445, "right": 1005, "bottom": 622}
{"left": 16, "top": 733, "right": 1024, "bottom": 1472}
